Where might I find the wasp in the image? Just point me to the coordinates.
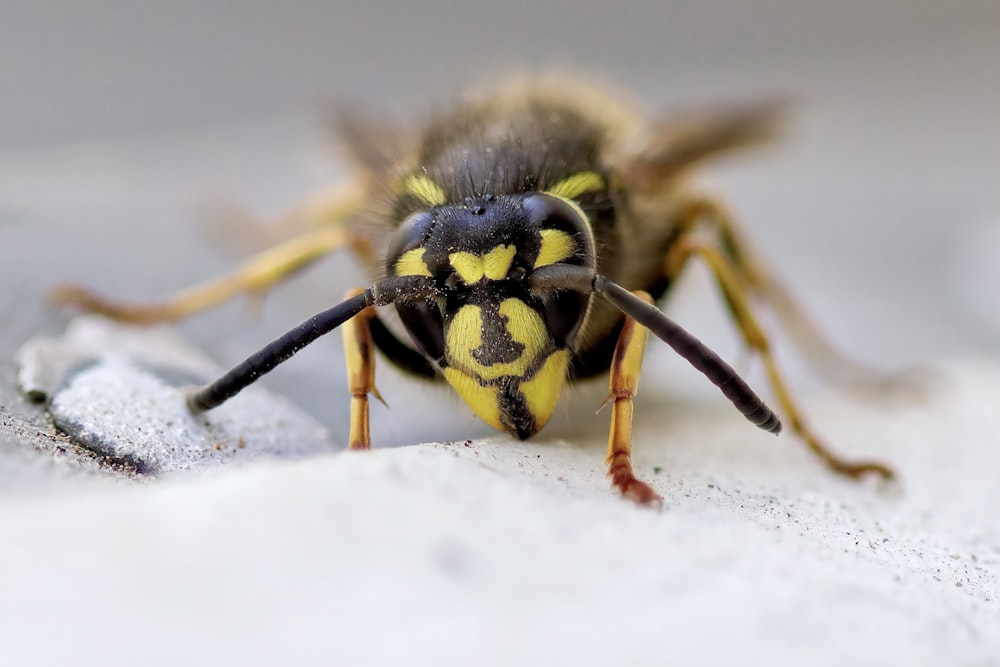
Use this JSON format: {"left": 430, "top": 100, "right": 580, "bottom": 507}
{"left": 54, "top": 76, "right": 894, "bottom": 505}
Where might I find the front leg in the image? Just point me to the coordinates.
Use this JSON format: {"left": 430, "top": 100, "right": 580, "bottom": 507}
{"left": 603, "top": 290, "right": 663, "bottom": 507}
{"left": 342, "top": 289, "right": 385, "bottom": 450}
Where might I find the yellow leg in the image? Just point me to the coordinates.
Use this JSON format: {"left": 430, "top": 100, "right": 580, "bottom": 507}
{"left": 665, "top": 237, "right": 895, "bottom": 481}
{"left": 53, "top": 224, "right": 368, "bottom": 325}
{"left": 675, "top": 197, "right": 889, "bottom": 390}
{"left": 203, "top": 180, "right": 372, "bottom": 257}
{"left": 602, "top": 290, "right": 663, "bottom": 506}
{"left": 341, "top": 289, "right": 385, "bottom": 450}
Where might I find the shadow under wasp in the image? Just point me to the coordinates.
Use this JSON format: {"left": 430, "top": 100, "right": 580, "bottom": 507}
{"left": 54, "top": 75, "right": 896, "bottom": 505}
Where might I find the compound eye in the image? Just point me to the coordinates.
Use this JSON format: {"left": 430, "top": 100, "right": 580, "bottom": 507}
{"left": 387, "top": 210, "right": 435, "bottom": 264}
{"left": 522, "top": 194, "right": 595, "bottom": 268}
{"left": 522, "top": 194, "right": 584, "bottom": 232}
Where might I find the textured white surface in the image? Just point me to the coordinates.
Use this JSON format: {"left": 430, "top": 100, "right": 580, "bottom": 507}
{"left": 16, "top": 317, "right": 335, "bottom": 473}
{"left": 1, "top": 358, "right": 998, "bottom": 666}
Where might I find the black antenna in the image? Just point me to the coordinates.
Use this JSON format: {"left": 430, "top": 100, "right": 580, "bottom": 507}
{"left": 531, "top": 265, "right": 781, "bottom": 434}
{"left": 187, "top": 264, "right": 780, "bottom": 437}
{"left": 186, "top": 276, "right": 437, "bottom": 414}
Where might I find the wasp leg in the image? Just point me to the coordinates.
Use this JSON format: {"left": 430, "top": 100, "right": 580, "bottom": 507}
{"left": 675, "top": 197, "right": 893, "bottom": 392}
{"left": 665, "top": 237, "right": 894, "bottom": 481}
{"left": 341, "top": 288, "right": 386, "bottom": 450}
{"left": 53, "top": 224, "right": 370, "bottom": 325}
{"left": 367, "top": 316, "right": 439, "bottom": 379}
{"left": 203, "top": 180, "right": 371, "bottom": 256}
{"left": 602, "top": 290, "right": 663, "bottom": 506}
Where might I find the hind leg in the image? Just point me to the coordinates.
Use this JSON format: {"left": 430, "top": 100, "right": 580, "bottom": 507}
{"left": 674, "top": 196, "right": 895, "bottom": 392}
{"left": 664, "top": 232, "right": 894, "bottom": 481}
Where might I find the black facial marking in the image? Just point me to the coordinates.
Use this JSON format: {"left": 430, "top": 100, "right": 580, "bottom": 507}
{"left": 470, "top": 302, "right": 526, "bottom": 366}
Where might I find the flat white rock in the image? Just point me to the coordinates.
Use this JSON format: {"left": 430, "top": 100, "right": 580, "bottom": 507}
{"left": 15, "top": 316, "right": 336, "bottom": 474}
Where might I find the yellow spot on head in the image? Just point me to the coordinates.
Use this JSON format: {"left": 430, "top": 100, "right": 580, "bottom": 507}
{"left": 448, "top": 244, "right": 516, "bottom": 284}
{"left": 534, "top": 229, "right": 576, "bottom": 268}
{"left": 402, "top": 174, "right": 447, "bottom": 207}
{"left": 519, "top": 350, "right": 570, "bottom": 431}
{"left": 449, "top": 251, "right": 485, "bottom": 284}
{"left": 545, "top": 171, "right": 604, "bottom": 201}
{"left": 443, "top": 367, "right": 504, "bottom": 431}
{"left": 482, "top": 245, "right": 517, "bottom": 280}
{"left": 394, "top": 248, "right": 432, "bottom": 277}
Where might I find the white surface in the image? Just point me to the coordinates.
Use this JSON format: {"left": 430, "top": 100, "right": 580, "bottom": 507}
{"left": 1, "top": 359, "right": 998, "bottom": 666}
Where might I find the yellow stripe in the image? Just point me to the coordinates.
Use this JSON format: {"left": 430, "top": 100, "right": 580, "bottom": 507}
{"left": 394, "top": 248, "right": 432, "bottom": 277}
{"left": 402, "top": 174, "right": 447, "bottom": 207}
{"left": 545, "top": 171, "right": 604, "bottom": 201}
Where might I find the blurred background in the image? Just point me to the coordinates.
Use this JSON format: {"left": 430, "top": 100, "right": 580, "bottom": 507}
{"left": 1, "top": 0, "right": 998, "bottom": 443}
{"left": 1, "top": 1, "right": 998, "bottom": 150}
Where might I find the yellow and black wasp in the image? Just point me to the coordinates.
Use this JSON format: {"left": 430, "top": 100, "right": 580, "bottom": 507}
{"left": 55, "top": 76, "right": 894, "bottom": 504}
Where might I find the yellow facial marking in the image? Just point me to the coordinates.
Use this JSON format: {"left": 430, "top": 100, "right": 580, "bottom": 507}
{"left": 497, "top": 298, "right": 547, "bottom": 365}
{"left": 446, "top": 305, "right": 484, "bottom": 353}
{"left": 449, "top": 251, "right": 486, "bottom": 284}
{"left": 534, "top": 229, "right": 576, "bottom": 268}
{"left": 448, "top": 244, "right": 516, "bottom": 284}
{"left": 402, "top": 174, "right": 447, "bottom": 207}
{"left": 443, "top": 367, "right": 504, "bottom": 431}
{"left": 519, "top": 350, "right": 570, "bottom": 430}
{"left": 545, "top": 171, "right": 604, "bottom": 201}
{"left": 445, "top": 300, "right": 547, "bottom": 381}
{"left": 394, "top": 248, "right": 432, "bottom": 277}
{"left": 482, "top": 244, "right": 517, "bottom": 280}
